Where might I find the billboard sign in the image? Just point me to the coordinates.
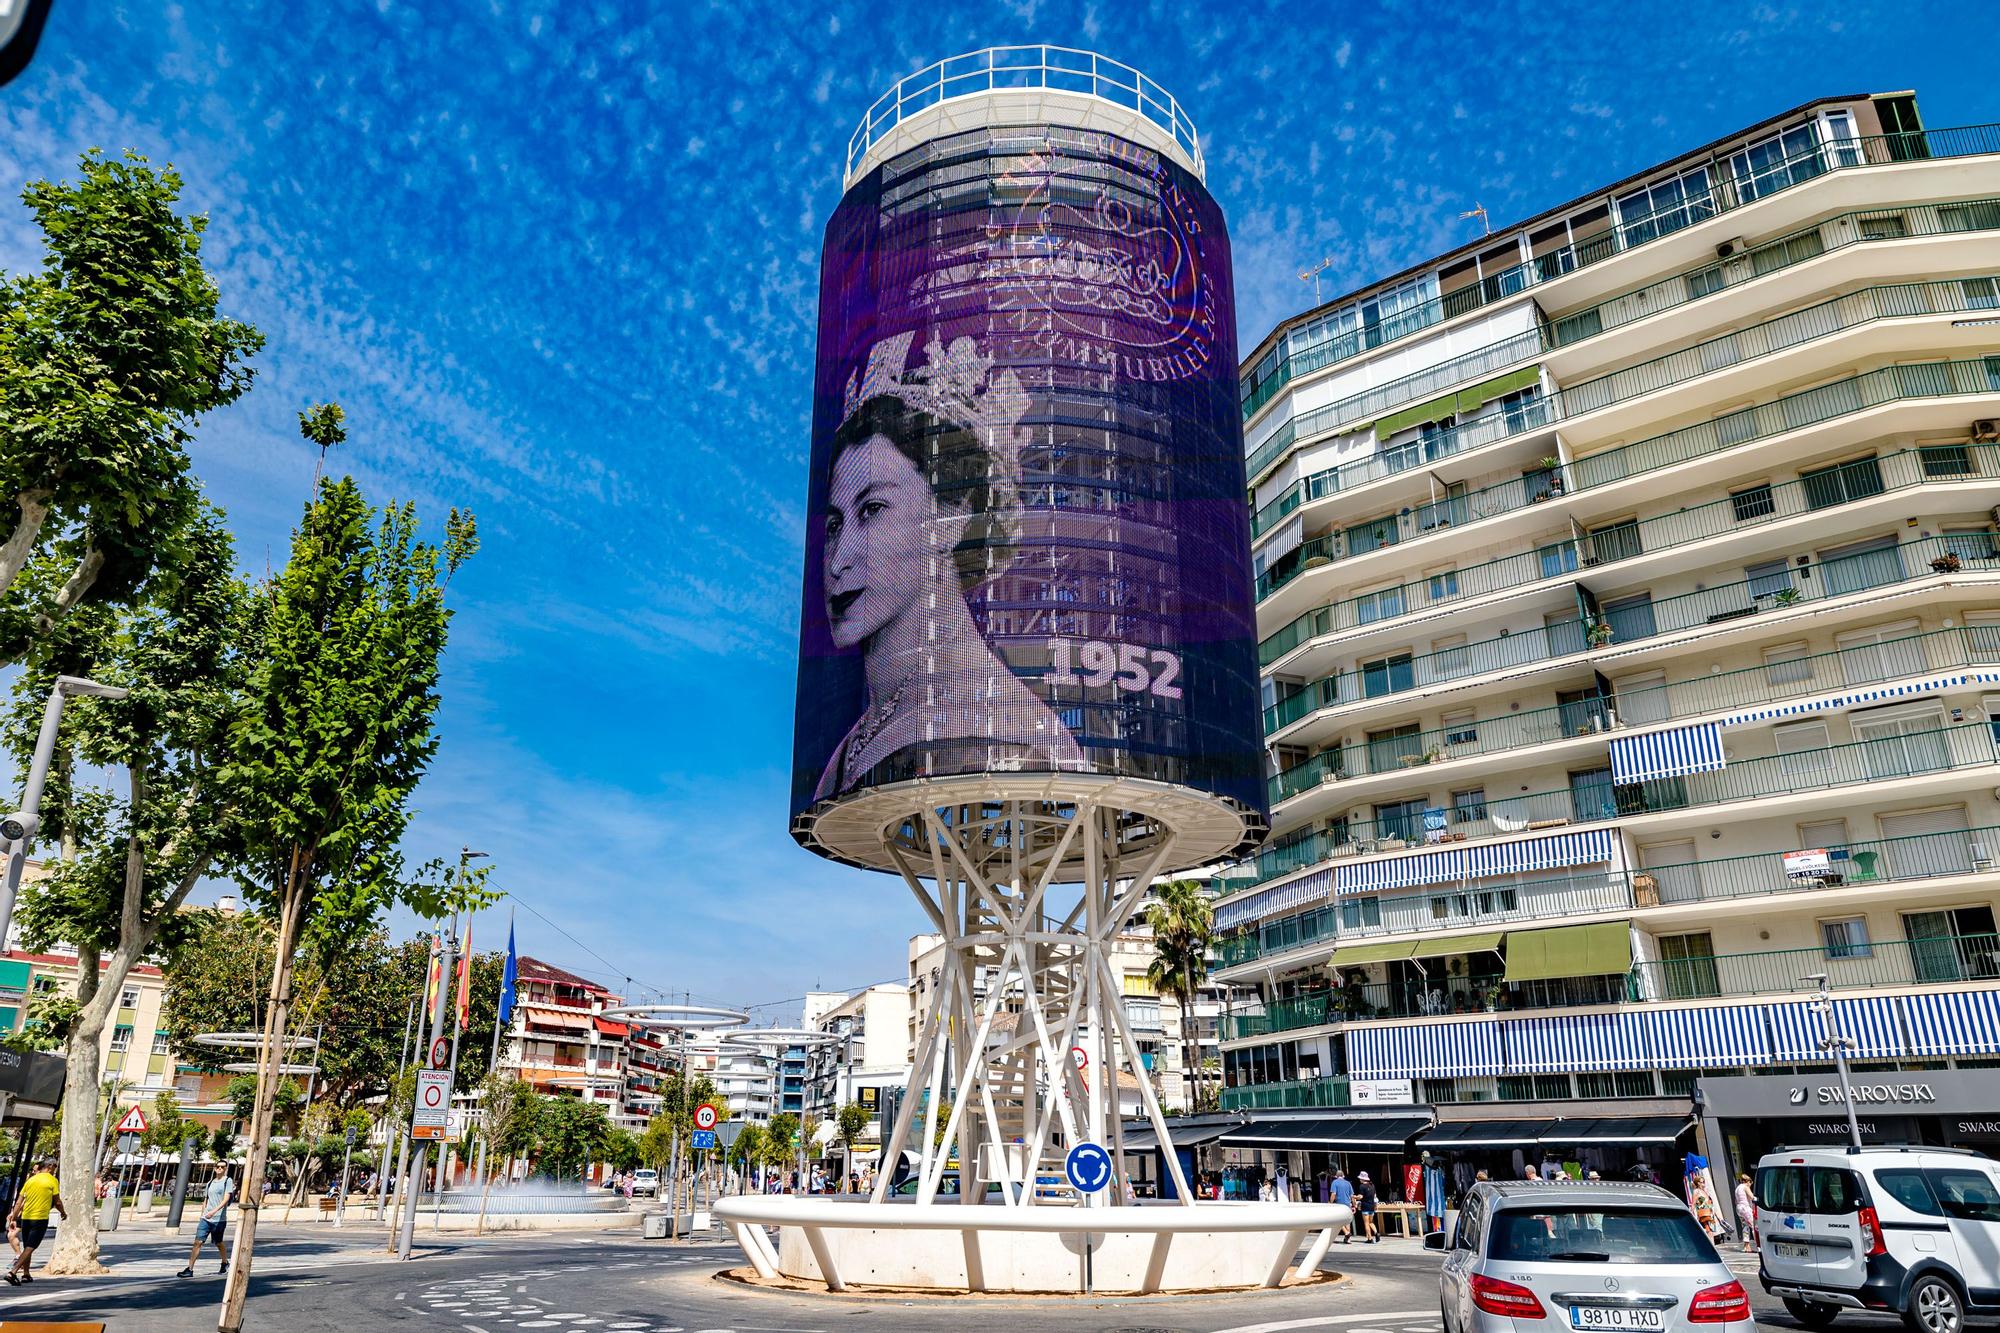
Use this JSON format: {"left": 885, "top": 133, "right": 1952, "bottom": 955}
{"left": 792, "top": 124, "right": 1264, "bottom": 829}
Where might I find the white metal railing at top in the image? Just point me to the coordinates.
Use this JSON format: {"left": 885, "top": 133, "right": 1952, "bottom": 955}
{"left": 846, "top": 46, "right": 1204, "bottom": 183}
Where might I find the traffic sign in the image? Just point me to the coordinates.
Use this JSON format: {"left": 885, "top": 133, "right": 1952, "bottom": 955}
{"left": 691, "top": 1129, "right": 716, "bottom": 1150}
{"left": 414, "top": 1068, "right": 452, "bottom": 1141}
{"left": 430, "top": 1035, "right": 450, "bottom": 1068}
{"left": 114, "top": 1104, "right": 148, "bottom": 1135}
{"left": 1069, "top": 1045, "right": 1088, "bottom": 1071}
{"left": 1064, "top": 1141, "right": 1112, "bottom": 1194}
{"left": 344, "top": 1125, "right": 358, "bottom": 1148}
{"left": 116, "top": 1132, "right": 138, "bottom": 1157}
{"left": 693, "top": 1102, "right": 719, "bottom": 1131}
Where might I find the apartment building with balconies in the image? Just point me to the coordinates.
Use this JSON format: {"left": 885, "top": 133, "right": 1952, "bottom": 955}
{"left": 496, "top": 955, "right": 659, "bottom": 1130}
{"left": 1214, "top": 91, "right": 2000, "bottom": 1210}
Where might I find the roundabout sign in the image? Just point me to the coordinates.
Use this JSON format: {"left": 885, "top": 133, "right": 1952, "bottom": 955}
{"left": 1064, "top": 1141, "right": 1112, "bottom": 1194}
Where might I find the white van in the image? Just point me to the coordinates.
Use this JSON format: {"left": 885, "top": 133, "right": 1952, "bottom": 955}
{"left": 1754, "top": 1147, "right": 2000, "bottom": 1333}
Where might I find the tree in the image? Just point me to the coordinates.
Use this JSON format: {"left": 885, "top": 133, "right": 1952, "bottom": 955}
{"left": 0, "top": 990, "right": 77, "bottom": 1052}
{"left": 534, "top": 1098, "right": 610, "bottom": 1182}
{"left": 1145, "top": 879, "right": 1215, "bottom": 1113}
{"left": 603, "top": 1128, "right": 641, "bottom": 1173}
{"left": 141, "top": 1090, "right": 191, "bottom": 1156}
{"left": 4, "top": 502, "right": 250, "bottom": 1277}
{"left": 729, "top": 1123, "right": 766, "bottom": 1185}
{"left": 0, "top": 149, "right": 260, "bottom": 652}
{"left": 215, "top": 417, "right": 479, "bottom": 1331}
{"left": 763, "top": 1112, "right": 798, "bottom": 1173}
{"left": 835, "top": 1102, "right": 871, "bottom": 1191}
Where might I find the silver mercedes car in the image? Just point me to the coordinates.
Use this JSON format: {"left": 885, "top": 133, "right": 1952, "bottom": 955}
{"left": 1429, "top": 1181, "right": 1754, "bottom": 1333}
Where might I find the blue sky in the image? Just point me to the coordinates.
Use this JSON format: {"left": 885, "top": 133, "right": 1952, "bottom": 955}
{"left": 1, "top": 1, "right": 1990, "bottom": 1018}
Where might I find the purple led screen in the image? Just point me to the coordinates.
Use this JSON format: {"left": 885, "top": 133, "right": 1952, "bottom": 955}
{"left": 792, "top": 124, "right": 1265, "bottom": 827}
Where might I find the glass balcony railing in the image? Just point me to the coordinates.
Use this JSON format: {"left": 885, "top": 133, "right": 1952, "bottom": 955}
{"left": 1254, "top": 312, "right": 2000, "bottom": 558}
{"left": 1267, "top": 624, "right": 2000, "bottom": 807}
{"left": 1265, "top": 535, "right": 1993, "bottom": 738}
{"left": 1224, "top": 933, "right": 2000, "bottom": 1043}
{"left": 1238, "top": 122, "right": 2000, "bottom": 435}
{"left": 1219, "top": 1074, "right": 1352, "bottom": 1112}
{"left": 1236, "top": 716, "right": 2000, "bottom": 904}
{"left": 1260, "top": 438, "right": 2000, "bottom": 667}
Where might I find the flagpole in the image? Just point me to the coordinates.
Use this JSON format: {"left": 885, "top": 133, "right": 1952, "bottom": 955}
{"left": 476, "top": 910, "right": 516, "bottom": 1189}
{"left": 433, "top": 909, "right": 472, "bottom": 1230}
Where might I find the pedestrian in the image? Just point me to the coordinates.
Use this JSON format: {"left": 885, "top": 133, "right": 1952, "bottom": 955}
{"left": 1330, "top": 1168, "right": 1355, "bottom": 1243}
{"left": 177, "top": 1166, "right": 235, "bottom": 1279}
{"left": 1734, "top": 1172, "right": 1757, "bottom": 1253}
{"left": 1355, "top": 1170, "right": 1379, "bottom": 1243}
{"left": 1523, "top": 1164, "right": 1540, "bottom": 1184}
{"left": 1474, "top": 1168, "right": 1490, "bottom": 1182}
{"left": 5, "top": 1158, "right": 63, "bottom": 1285}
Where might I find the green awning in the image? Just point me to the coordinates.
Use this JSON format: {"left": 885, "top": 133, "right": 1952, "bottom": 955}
{"left": 1410, "top": 929, "right": 1507, "bottom": 961}
{"left": 1374, "top": 364, "right": 1544, "bottom": 441}
{"left": 1504, "top": 921, "right": 1633, "bottom": 982}
{"left": 1330, "top": 940, "right": 1418, "bottom": 967}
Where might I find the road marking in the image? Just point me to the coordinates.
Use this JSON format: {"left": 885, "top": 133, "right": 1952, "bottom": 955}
{"left": 1208, "top": 1311, "right": 1434, "bottom": 1333}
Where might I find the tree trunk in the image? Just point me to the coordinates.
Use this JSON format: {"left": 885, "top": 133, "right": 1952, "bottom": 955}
{"left": 45, "top": 1004, "right": 111, "bottom": 1276}
{"left": 217, "top": 864, "right": 308, "bottom": 1333}
{"left": 0, "top": 488, "right": 51, "bottom": 601}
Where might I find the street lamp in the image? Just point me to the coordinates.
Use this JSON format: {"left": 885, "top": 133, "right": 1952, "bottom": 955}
{"left": 1801, "top": 972, "right": 1864, "bottom": 1151}
{"left": 0, "top": 675, "right": 130, "bottom": 946}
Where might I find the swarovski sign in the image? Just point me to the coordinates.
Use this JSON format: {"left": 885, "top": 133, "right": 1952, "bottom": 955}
{"left": 1790, "top": 1081, "right": 1937, "bottom": 1106}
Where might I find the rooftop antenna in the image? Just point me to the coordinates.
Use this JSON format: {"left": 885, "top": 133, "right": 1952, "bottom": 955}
{"left": 1298, "top": 256, "right": 1334, "bottom": 304}
{"left": 1460, "top": 202, "right": 1492, "bottom": 236}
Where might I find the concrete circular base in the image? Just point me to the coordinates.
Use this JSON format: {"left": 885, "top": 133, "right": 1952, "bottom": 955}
{"left": 714, "top": 1197, "right": 1350, "bottom": 1295}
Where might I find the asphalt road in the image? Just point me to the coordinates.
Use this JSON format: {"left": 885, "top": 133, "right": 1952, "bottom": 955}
{"left": 0, "top": 1226, "right": 1851, "bottom": 1333}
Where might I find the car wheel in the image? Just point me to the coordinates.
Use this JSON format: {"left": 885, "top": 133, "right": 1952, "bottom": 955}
{"left": 1904, "top": 1276, "right": 1964, "bottom": 1333}
{"left": 1782, "top": 1297, "right": 1840, "bottom": 1329}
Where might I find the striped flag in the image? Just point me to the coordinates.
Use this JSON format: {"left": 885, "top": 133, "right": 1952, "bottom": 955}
{"left": 455, "top": 920, "right": 475, "bottom": 1029}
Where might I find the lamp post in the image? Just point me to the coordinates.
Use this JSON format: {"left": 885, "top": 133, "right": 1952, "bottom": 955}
{"left": 0, "top": 675, "right": 129, "bottom": 946}
{"left": 1802, "top": 972, "right": 1864, "bottom": 1150}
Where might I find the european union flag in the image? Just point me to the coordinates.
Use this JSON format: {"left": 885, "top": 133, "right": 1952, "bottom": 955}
{"left": 498, "top": 921, "right": 518, "bottom": 1024}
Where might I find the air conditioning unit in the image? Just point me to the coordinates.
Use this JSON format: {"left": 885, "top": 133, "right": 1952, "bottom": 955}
{"left": 1715, "top": 237, "right": 1748, "bottom": 260}
{"left": 1972, "top": 418, "right": 2000, "bottom": 442}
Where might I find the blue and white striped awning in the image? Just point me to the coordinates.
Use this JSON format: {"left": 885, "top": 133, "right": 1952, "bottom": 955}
{"left": 1336, "top": 829, "right": 1614, "bottom": 895}
{"left": 1636, "top": 1005, "right": 1771, "bottom": 1069}
{"left": 1719, "top": 672, "right": 2000, "bottom": 728}
{"left": 1899, "top": 989, "right": 2000, "bottom": 1056}
{"left": 1214, "top": 868, "right": 1331, "bottom": 930}
{"left": 1502, "top": 1011, "right": 1654, "bottom": 1073}
{"left": 1769, "top": 995, "right": 1904, "bottom": 1061}
{"left": 1609, "top": 722, "right": 1726, "bottom": 785}
{"left": 1347, "top": 1020, "right": 1505, "bottom": 1080}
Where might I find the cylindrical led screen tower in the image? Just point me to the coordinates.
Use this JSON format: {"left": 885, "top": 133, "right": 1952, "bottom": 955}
{"left": 790, "top": 51, "right": 1267, "bottom": 872}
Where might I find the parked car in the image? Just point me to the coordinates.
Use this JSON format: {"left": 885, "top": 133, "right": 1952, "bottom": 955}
{"left": 1428, "top": 1180, "right": 1751, "bottom": 1333}
{"left": 630, "top": 1168, "right": 658, "bottom": 1198}
{"left": 1755, "top": 1146, "right": 2000, "bottom": 1333}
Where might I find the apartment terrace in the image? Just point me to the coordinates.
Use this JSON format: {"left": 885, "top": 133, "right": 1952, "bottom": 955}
{"left": 1239, "top": 120, "right": 2000, "bottom": 443}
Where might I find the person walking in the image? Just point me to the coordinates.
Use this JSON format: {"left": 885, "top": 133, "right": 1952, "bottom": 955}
{"left": 1734, "top": 1172, "right": 1757, "bottom": 1253}
{"left": 1330, "top": 1168, "right": 1355, "bottom": 1243}
{"left": 5, "top": 1159, "right": 63, "bottom": 1285}
{"left": 1355, "top": 1170, "right": 1379, "bottom": 1243}
{"left": 177, "top": 1166, "right": 235, "bottom": 1278}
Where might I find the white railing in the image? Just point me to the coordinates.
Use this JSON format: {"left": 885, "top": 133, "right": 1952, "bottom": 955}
{"left": 847, "top": 46, "right": 1203, "bottom": 183}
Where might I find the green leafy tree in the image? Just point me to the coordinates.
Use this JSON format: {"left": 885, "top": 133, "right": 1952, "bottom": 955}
{"left": 215, "top": 411, "right": 479, "bottom": 1329}
{"left": 1, "top": 990, "right": 78, "bottom": 1052}
{"left": 141, "top": 1090, "right": 193, "bottom": 1155}
{"left": 834, "top": 1102, "right": 871, "bottom": 1190}
{"left": 1145, "top": 879, "right": 1215, "bottom": 1112}
{"left": 729, "top": 1123, "right": 765, "bottom": 1184}
{"left": 0, "top": 149, "right": 260, "bottom": 651}
{"left": 603, "top": 1128, "right": 641, "bottom": 1173}
{"left": 5, "top": 504, "right": 249, "bottom": 1277}
{"left": 534, "top": 1097, "right": 611, "bottom": 1181}
{"left": 763, "top": 1112, "right": 798, "bottom": 1172}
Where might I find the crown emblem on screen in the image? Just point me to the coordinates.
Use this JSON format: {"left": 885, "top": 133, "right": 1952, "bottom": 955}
{"left": 843, "top": 332, "right": 1031, "bottom": 439}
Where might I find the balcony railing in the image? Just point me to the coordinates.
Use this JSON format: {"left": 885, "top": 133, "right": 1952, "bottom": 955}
{"left": 1220, "top": 1074, "right": 1352, "bottom": 1112}
{"left": 1265, "top": 535, "right": 1993, "bottom": 738}
{"left": 1268, "top": 623, "right": 2000, "bottom": 806}
{"left": 1238, "top": 122, "right": 2000, "bottom": 435}
{"left": 1263, "top": 438, "right": 1999, "bottom": 650}
{"left": 1225, "top": 932, "right": 2000, "bottom": 1042}
{"left": 1254, "top": 321, "right": 2000, "bottom": 563}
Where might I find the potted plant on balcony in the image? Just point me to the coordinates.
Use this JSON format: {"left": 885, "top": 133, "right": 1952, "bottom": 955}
{"left": 1586, "top": 620, "right": 1615, "bottom": 648}
{"left": 1773, "top": 586, "right": 1801, "bottom": 606}
{"left": 1932, "top": 551, "right": 1964, "bottom": 574}
{"left": 1424, "top": 745, "right": 1446, "bottom": 764}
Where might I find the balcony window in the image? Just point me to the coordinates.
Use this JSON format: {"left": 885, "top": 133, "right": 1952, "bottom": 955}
{"left": 1537, "top": 541, "right": 1578, "bottom": 578}
{"left": 1339, "top": 896, "right": 1382, "bottom": 931}
{"left": 1903, "top": 906, "right": 2000, "bottom": 981}
{"left": 1361, "top": 653, "right": 1414, "bottom": 698}
{"left": 1568, "top": 767, "right": 1617, "bottom": 823}
{"left": 1836, "top": 620, "right": 1926, "bottom": 684}
{"left": 1443, "top": 710, "right": 1479, "bottom": 747}
{"left": 1685, "top": 264, "right": 1726, "bottom": 300}
{"left": 1376, "top": 797, "right": 1426, "bottom": 844}
{"left": 1801, "top": 456, "right": 1885, "bottom": 509}
{"left": 1763, "top": 641, "right": 1812, "bottom": 686}
{"left": 1366, "top": 723, "right": 1421, "bottom": 772}
{"left": 1820, "top": 916, "right": 1873, "bottom": 959}
{"left": 110, "top": 1025, "right": 132, "bottom": 1052}
{"left": 1603, "top": 593, "right": 1657, "bottom": 642}
{"left": 1920, "top": 444, "right": 1974, "bottom": 477}
{"left": 1498, "top": 387, "right": 1544, "bottom": 432}
{"left": 1731, "top": 484, "right": 1775, "bottom": 522}
{"left": 1616, "top": 166, "right": 1715, "bottom": 246}
{"left": 1859, "top": 212, "right": 1909, "bottom": 239}
{"left": 1588, "top": 520, "right": 1642, "bottom": 565}
{"left": 151, "top": 1032, "right": 171, "bottom": 1056}
{"left": 1524, "top": 469, "right": 1561, "bottom": 505}
{"left": 1746, "top": 559, "right": 1793, "bottom": 599}
{"left": 1658, "top": 932, "right": 1720, "bottom": 999}
{"left": 1355, "top": 585, "right": 1405, "bottom": 625}
{"left": 1419, "top": 485, "right": 1469, "bottom": 532}
{"left": 1819, "top": 537, "right": 1902, "bottom": 596}
{"left": 1943, "top": 527, "right": 2000, "bottom": 561}
{"left": 1776, "top": 720, "right": 1834, "bottom": 785}
{"left": 1730, "top": 122, "right": 1824, "bottom": 203}
{"left": 1346, "top": 515, "right": 1399, "bottom": 556}
{"left": 1451, "top": 788, "right": 1488, "bottom": 823}
{"left": 1962, "top": 277, "right": 2000, "bottom": 310}
{"left": 119, "top": 987, "right": 139, "bottom": 1010}
{"left": 1853, "top": 709, "right": 1950, "bottom": 779}
{"left": 1428, "top": 568, "right": 1460, "bottom": 600}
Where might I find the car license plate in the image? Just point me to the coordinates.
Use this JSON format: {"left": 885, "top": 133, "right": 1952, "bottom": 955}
{"left": 1570, "top": 1307, "right": 1664, "bottom": 1330}
{"left": 1774, "top": 1241, "right": 1810, "bottom": 1259}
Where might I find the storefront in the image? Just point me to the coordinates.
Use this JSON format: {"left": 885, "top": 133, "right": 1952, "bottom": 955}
{"left": 1695, "top": 1067, "right": 2000, "bottom": 1236}
{"left": 1417, "top": 1113, "right": 1695, "bottom": 1202}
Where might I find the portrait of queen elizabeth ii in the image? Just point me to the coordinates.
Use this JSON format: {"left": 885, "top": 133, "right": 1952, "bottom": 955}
{"left": 812, "top": 335, "right": 1088, "bottom": 801}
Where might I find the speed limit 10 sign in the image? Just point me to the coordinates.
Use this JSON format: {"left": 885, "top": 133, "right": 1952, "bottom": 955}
{"left": 693, "top": 1102, "right": 719, "bottom": 1131}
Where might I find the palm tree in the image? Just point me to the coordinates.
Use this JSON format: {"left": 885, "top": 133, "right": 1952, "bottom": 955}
{"left": 1145, "top": 879, "right": 1215, "bottom": 1112}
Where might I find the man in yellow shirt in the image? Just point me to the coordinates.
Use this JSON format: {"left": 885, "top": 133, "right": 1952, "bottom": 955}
{"left": 6, "top": 1158, "right": 64, "bottom": 1284}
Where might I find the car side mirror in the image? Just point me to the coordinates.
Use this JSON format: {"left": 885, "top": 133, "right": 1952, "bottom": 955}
{"left": 1424, "top": 1228, "right": 1448, "bottom": 1251}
